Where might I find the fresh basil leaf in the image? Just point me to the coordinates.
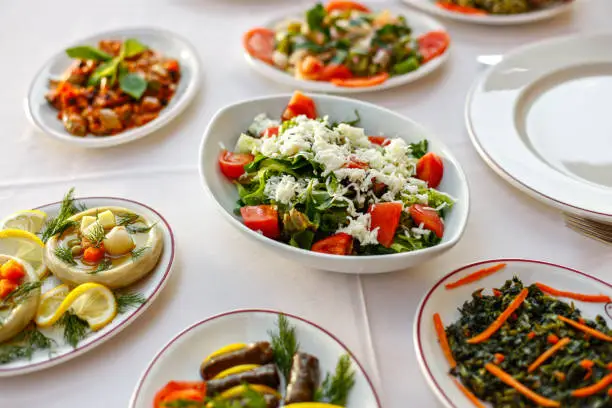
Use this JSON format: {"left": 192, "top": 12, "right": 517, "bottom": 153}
{"left": 289, "top": 230, "right": 315, "bottom": 250}
{"left": 122, "top": 38, "right": 148, "bottom": 58}
{"left": 306, "top": 3, "right": 326, "bottom": 32}
{"left": 119, "top": 72, "right": 147, "bottom": 99}
{"left": 408, "top": 140, "right": 428, "bottom": 159}
{"left": 66, "top": 46, "right": 112, "bottom": 61}
{"left": 87, "top": 59, "right": 119, "bottom": 86}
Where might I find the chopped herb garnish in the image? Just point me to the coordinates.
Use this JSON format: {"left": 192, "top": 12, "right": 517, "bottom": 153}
{"left": 0, "top": 281, "right": 42, "bottom": 308}
{"left": 0, "top": 325, "right": 54, "bottom": 364}
{"left": 84, "top": 222, "right": 105, "bottom": 247}
{"left": 115, "top": 292, "right": 146, "bottom": 314}
{"left": 131, "top": 246, "right": 150, "bottom": 260}
{"left": 314, "top": 354, "right": 355, "bottom": 405}
{"left": 268, "top": 314, "right": 299, "bottom": 380}
{"left": 56, "top": 311, "right": 89, "bottom": 348}
{"left": 116, "top": 212, "right": 140, "bottom": 226}
{"left": 87, "top": 258, "right": 112, "bottom": 275}
{"left": 54, "top": 245, "right": 77, "bottom": 265}
{"left": 126, "top": 222, "right": 156, "bottom": 234}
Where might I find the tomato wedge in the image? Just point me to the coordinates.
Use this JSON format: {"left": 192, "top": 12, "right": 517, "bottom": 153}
{"left": 416, "top": 152, "right": 444, "bottom": 188}
{"left": 311, "top": 233, "right": 353, "bottom": 255}
{"left": 346, "top": 158, "right": 368, "bottom": 169}
{"left": 331, "top": 72, "right": 389, "bottom": 88}
{"left": 219, "top": 150, "right": 254, "bottom": 179}
{"left": 298, "top": 56, "right": 325, "bottom": 80}
{"left": 325, "top": 0, "right": 371, "bottom": 13}
{"left": 409, "top": 204, "right": 444, "bottom": 238}
{"left": 243, "top": 27, "right": 275, "bottom": 65}
{"left": 240, "top": 205, "right": 280, "bottom": 239}
{"left": 282, "top": 91, "right": 317, "bottom": 121}
{"left": 154, "top": 381, "right": 207, "bottom": 408}
{"left": 368, "top": 136, "right": 390, "bottom": 146}
{"left": 260, "top": 126, "right": 279, "bottom": 137}
{"left": 418, "top": 31, "right": 450, "bottom": 64}
{"left": 369, "top": 202, "right": 403, "bottom": 247}
{"left": 319, "top": 64, "right": 354, "bottom": 81}
{"left": 436, "top": 1, "right": 487, "bottom": 15}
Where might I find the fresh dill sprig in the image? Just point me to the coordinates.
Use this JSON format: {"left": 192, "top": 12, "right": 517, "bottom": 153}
{"left": 0, "top": 325, "right": 54, "bottom": 364}
{"left": 126, "top": 222, "right": 157, "bottom": 234}
{"left": 0, "top": 281, "right": 42, "bottom": 308}
{"left": 268, "top": 313, "right": 299, "bottom": 380}
{"left": 314, "top": 354, "right": 355, "bottom": 405}
{"left": 56, "top": 311, "right": 89, "bottom": 348}
{"left": 85, "top": 222, "right": 106, "bottom": 247}
{"left": 87, "top": 258, "right": 112, "bottom": 275}
{"left": 40, "top": 188, "right": 84, "bottom": 242}
{"left": 131, "top": 246, "right": 150, "bottom": 260}
{"left": 115, "top": 292, "right": 146, "bottom": 314}
{"left": 54, "top": 245, "right": 76, "bottom": 265}
{"left": 117, "top": 212, "right": 140, "bottom": 226}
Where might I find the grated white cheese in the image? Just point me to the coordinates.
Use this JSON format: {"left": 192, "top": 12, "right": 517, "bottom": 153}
{"left": 248, "top": 114, "right": 280, "bottom": 136}
{"left": 337, "top": 213, "right": 379, "bottom": 246}
{"left": 264, "top": 175, "right": 307, "bottom": 205}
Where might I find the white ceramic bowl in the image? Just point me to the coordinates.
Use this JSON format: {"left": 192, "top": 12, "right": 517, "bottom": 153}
{"left": 199, "top": 93, "right": 469, "bottom": 274}
{"left": 26, "top": 27, "right": 200, "bottom": 148}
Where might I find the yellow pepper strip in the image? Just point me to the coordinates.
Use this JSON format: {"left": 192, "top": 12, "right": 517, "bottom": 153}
{"left": 212, "top": 364, "right": 260, "bottom": 379}
{"left": 284, "top": 403, "right": 345, "bottom": 408}
{"left": 203, "top": 343, "right": 247, "bottom": 362}
{"left": 217, "top": 384, "right": 281, "bottom": 400}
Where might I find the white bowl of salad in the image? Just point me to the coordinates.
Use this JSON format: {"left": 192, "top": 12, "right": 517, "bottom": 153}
{"left": 199, "top": 92, "right": 469, "bottom": 273}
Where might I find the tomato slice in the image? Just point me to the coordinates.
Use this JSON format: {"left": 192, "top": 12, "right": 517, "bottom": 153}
{"left": 154, "top": 381, "right": 207, "bottom": 408}
{"left": 368, "top": 202, "right": 403, "bottom": 247}
{"left": 243, "top": 27, "right": 275, "bottom": 65}
{"left": 436, "top": 1, "right": 487, "bottom": 15}
{"left": 325, "top": 0, "right": 371, "bottom": 13}
{"left": 319, "top": 64, "right": 354, "bottom": 81}
{"left": 311, "top": 233, "right": 353, "bottom": 255}
{"left": 368, "top": 136, "right": 390, "bottom": 146}
{"left": 346, "top": 158, "right": 368, "bottom": 169}
{"left": 260, "top": 126, "right": 279, "bottom": 137}
{"left": 281, "top": 91, "right": 317, "bottom": 121}
{"left": 416, "top": 152, "right": 444, "bottom": 188}
{"left": 240, "top": 205, "right": 280, "bottom": 239}
{"left": 409, "top": 204, "right": 444, "bottom": 238}
{"left": 418, "top": 31, "right": 450, "bottom": 64}
{"left": 219, "top": 150, "right": 254, "bottom": 179}
{"left": 331, "top": 72, "right": 389, "bottom": 88}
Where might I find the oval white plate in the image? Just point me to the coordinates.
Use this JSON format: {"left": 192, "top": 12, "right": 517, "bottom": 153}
{"left": 26, "top": 27, "right": 200, "bottom": 148}
{"left": 466, "top": 33, "right": 612, "bottom": 222}
{"left": 414, "top": 259, "right": 612, "bottom": 408}
{"left": 0, "top": 196, "right": 175, "bottom": 376}
{"left": 402, "top": 0, "right": 574, "bottom": 25}
{"left": 245, "top": 6, "right": 449, "bottom": 94}
{"left": 199, "top": 93, "right": 469, "bottom": 274}
{"left": 130, "top": 309, "right": 382, "bottom": 407}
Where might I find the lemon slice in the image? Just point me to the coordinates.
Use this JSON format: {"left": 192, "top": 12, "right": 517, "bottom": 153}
{"left": 35, "top": 282, "right": 117, "bottom": 331}
{"left": 35, "top": 284, "right": 71, "bottom": 327}
{"left": 0, "top": 210, "right": 47, "bottom": 234}
{"left": 213, "top": 364, "right": 260, "bottom": 379}
{"left": 217, "top": 384, "right": 281, "bottom": 400}
{"left": 0, "top": 229, "right": 47, "bottom": 279}
{"left": 204, "top": 343, "right": 247, "bottom": 362}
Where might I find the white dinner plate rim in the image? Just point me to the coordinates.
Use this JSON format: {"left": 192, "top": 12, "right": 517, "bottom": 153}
{"left": 465, "top": 32, "right": 612, "bottom": 219}
{"left": 198, "top": 92, "right": 470, "bottom": 263}
{"left": 243, "top": 5, "right": 450, "bottom": 94}
{"left": 0, "top": 196, "right": 175, "bottom": 376}
{"left": 413, "top": 258, "right": 612, "bottom": 408}
{"left": 401, "top": 0, "right": 574, "bottom": 25}
{"left": 25, "top": 26, "right": 201, "bottom": 149}
{"left": 129, "top": 308, "right": 383, "bottom": 407}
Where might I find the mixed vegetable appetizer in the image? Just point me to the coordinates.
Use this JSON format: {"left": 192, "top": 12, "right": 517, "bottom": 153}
{"left": 46, "top": 38, "right": 180, "bottom": 136}
{"left": 154, "top": 314, "right": 356, "bottom": 407}
{"left": 218, "top": 92, "right": 454, "bottom": 256}
{"left": 243, "top": 1, "right": 450, "bottom": 88}
{"left": 433, "top": 266, "right": 612, "bottom": 407}
{"left": 436, "top": 0, "right": 570, "bottom": 15}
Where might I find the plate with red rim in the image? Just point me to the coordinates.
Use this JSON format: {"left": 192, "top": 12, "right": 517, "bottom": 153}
{"left": 129, "top": 309, "right": 382, "bottom": 408}
{"left": 243, "top": 4, "right": 449, "bottom": 94}
{"left": 401, "top": 0, "right": 574, "bottom": 25}
{"left": 413, "top": 259, "right": 612, "bottom": 408}
{"left": 0, "top": 196, "right": 175, "bottom": 376}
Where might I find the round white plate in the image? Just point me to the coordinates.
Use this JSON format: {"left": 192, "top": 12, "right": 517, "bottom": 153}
{"left": 0, "top": 196, "right": 175, "bottom": 376}
{"left": 129, "top": 309, "right": 382, "bottom": 407}
{"left": 199, "top": 93, "right": 469, "bottom": 274}
{"left": 414, "top": 259, "right": 612, "bottom": 408}
{"left": 244, "top": 6, "right": 449, "bottom": 94}
{"left": 401, "top": 0, "right": 574, "bottom": 25}
{"left": 466, "top": 33, "right": 612, "bottom": 222}
{"left": 26, "top": 27, "right": 200, "bottom": 148}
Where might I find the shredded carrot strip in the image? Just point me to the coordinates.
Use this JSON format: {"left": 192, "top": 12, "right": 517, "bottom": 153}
{"left": 571, "top": 373, "right": 612, "bottom": 397}
{"left": 433, "top": 313, "right": 456, "bottom": 369}
{"left": 445, "top": 263, "right": 507, "bottom": 289}
{"left": 467, "top": 288, "right": 528, "bottom": 344}
{"left": 452, "top": 377, "right": 485, "bottom": 408}
{"left": 557, "top": 315, "right": 612, "bottom": 342}
{"left": 527, "top": 337, "right": 571, "bottom": 373}
{"left": 485, "top": 363, "right": 560, "bottom": 407}
{"left": 536, "top": 283, "right": 611, "bottom": 303}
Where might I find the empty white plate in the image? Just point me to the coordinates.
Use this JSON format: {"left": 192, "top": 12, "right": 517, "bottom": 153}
{"left": 130, "top": 309, "right": 382, "bottom": 407}
{"left": 466, "top": 33, "right": 612, "bottom": 222}
{"left": 402, "top": 0, "right": 574, "bottom": 25}
{"left": 244, "top": 6, "right": 449, "bottom": 94}
{"left": 414, "top": 259, "right": 611, "bottom": 408}
{"left": 0, "top": 196, "right": 175, "bottom": 376}
{"left": 26, "top": 27, "right": 200, "bottom": 148}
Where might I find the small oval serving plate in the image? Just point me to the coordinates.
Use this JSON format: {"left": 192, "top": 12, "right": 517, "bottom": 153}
{"left": 26, "top": 27, "right": 200, "bottom": 148}
{"left": 414, "top": 259, "right": 612, "bottom": 408}
{"left": 0, "top": 196, "right": 175, "bottom": 377}
{"left": 199, "top": 93, "right": 469, "bottom": 274}
{"left": 402, "top": 0, "right": 574, "bottom": 25}
{"left": 129, "top": 309, "right": 382, "bottom": 408}
{"left": 244, "top": 6, "right": 449, "bottom": 94}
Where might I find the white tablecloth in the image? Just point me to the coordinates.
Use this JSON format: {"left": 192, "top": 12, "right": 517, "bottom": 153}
{"left": 1, "top": 1, "right": 610, "bottom": 407}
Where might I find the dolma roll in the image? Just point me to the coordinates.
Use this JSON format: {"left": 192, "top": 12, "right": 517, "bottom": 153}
{"left": 206, "top": 364, "right": 280, "bottom": 396}
{"left": 285, "top": 352, "right": 320, "bottom": 403}
{"left": 201, "top": 342, "right": 274, "bottom": 380}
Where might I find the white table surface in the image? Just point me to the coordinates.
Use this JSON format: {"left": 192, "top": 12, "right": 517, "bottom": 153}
{"left": 0, "top": 0, "right": 611, "bottom": 407}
